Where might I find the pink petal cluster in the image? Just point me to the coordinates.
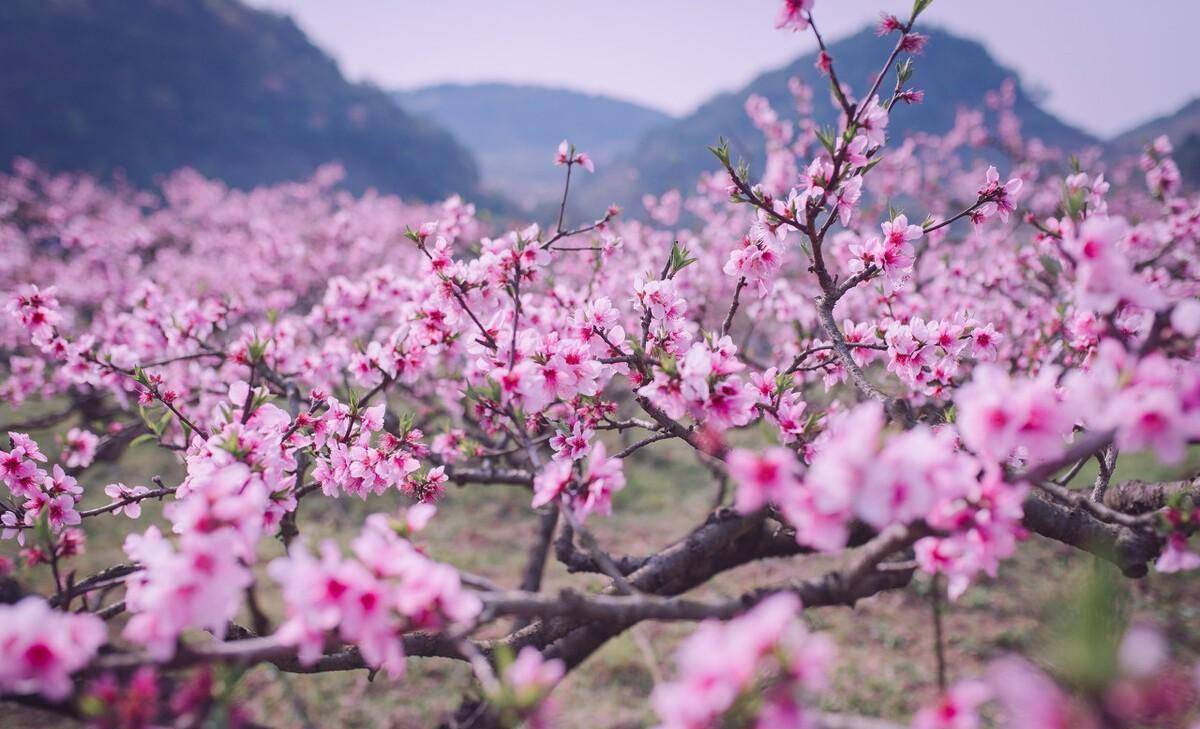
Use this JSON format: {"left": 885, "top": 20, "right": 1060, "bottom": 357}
{"left": 122, "top": 526, "right": 252, "bottom": 659}
{"left": 1, "top": 433, "right": 82, "bottom": 544}
{"left": 1067, "top": 339, "right": 1200, "bottom": 465}
{"left": 531, "top": 440, "right": 626, "bottom": 522}
{"left": 774, "top": 0, "right": 814, "bottom": 32}
{"left": 59, "top": 427, "right": 99, "bottom": 468}
{"left": 880, "top": 316, "right": 1000, "bottom": 396}
{"left": 849, "top": 214, "right": 923, "bottom": 291}
{"left": 973, "top": 166, "right": 1022, "bottom": 224}
{"left": 268, "top": 511, "right": 481, "bottom": 677}
{"left": 554, "top": 140, "right": 594, "bottom": 173}
{"left": 652, "top": 594, "right": 834, "bottom": 729}
{"left": 490, "top": 647, "right": 566, "bottom": 729}
{"left": 914, "top": 471, "right": 1029, "bottom": 600}
{"left": 638, "top": 336, "right": 756, "bottom": 431}
{"left": 0, "top": 596, "right": 106, "bottom": 700}
{"left": 103, "top": 482, "right": 151, "bottom": 518}
{"left": 910, "top": 680, "right": 990, "bottom": 729}
{"left": 1064, "top": 216, "right": 1165, "bottom": 313}
{"left": 955, "top": 365, "right": 1078, "bottom": 466}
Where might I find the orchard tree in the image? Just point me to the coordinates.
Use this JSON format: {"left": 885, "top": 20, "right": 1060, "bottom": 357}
{"left": 2, "top": 1, "right": 1200, "bottom": 727}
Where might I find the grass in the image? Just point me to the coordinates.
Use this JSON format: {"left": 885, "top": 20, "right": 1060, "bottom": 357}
{"left": 4, "top": 419, "right": 1200, "bottom": 728}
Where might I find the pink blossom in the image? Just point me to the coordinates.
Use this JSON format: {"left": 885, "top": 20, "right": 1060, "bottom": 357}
{"left": 1155, "top": 533, "right": 1200, "bottom": 573}
{"left": 1064, "top": 216, "right": 1164, "bottom": 313}
{"left": 912, "top": 680, "right": 991, "bottom": 729}
{"left": 1118, "top": 624, "right": 1169, "bottom": 678}
{"left": 271, "top": 514, "right": 480, "bottom": 678}
{"left": 724, "top": 232, "right": 784, "bottom": 295}
{"left": 955, "top": 365, "right": 1078, "bottom": 466}
{"left": 774, "top": 0, "right": 814, "bottom": 32}
{"left": 653, "top": 594, "right": 833, "bottom": 729}
{"left": 122, "top": 527, "right": 253, "bottom": 659}
{"left": 59, "top": 427, "right": 99, "bottom": 468}
{"left": 772, "top": 391, "right": 809, "bottom": 443}
{"left": 985, "top": 657, "right": 1075, "bottom": 729}
{"left": 554, "top": 140, "right": 594, "bottom": 172}
{"left": 729, "top": 447, "right": 801, "bottom": 513}
{"left": 504, "top": 645, "right": 564, "bottom": 695}
{"left": 577, "top": 441, "right": 626, "bottom": 519}
{"left": 975, "top": 166, "right": 1022, "bottom": 224}
{"left": 531, "top": 459, "right": 572, "bottom": 510}
{"left": 0, "top": 597, "right": 106, "bottom": 700}
{"left": 858, "top": 96, "right": 889, "bottom": 147}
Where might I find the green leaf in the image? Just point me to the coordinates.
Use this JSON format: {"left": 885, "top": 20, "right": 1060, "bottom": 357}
{"left": 1063, "top": 187, "right": 1087, "bottom": 219}
{"left": 1050, "top": 561, "right": 1127, "bottom": 692}
{"left": 660, "top": 354, "right": 679, "bottom": 377}
{"left": 707, "top": 137, "right": 731, "bottom": 165}
{"left": 1039, "top": 254, "right": 1063, "bottom": 278}
{"left": 396, "top": 411, "right": 415, "bottom": 437}
{"left": 129, "top": 432, "right": 158, "bottom": 447}
{"left": 247, "top": 337, "right": 268, "bottom": 363}
{"left": 735, "top": 159, "right": 751, "bottom": 184}
{"left": 34, "top": 509, "right": 52, "bottom": 546}
{"left": 668, "top": 240, "right": 697, "bottom": 277}
{"left": 139, "top": 406, "right": 162, "bottom": 435}
{"left": 815, "top": 127, "right": 837, "bottom": 155}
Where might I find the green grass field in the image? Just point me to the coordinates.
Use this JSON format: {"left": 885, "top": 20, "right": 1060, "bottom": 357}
{"left": 4, "top": 420, "right": 1199, "bottom": 728}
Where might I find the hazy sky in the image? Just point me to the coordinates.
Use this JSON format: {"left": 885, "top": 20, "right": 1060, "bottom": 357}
{"left": 246, "top": 0, "right": 1200, "bottom": 138}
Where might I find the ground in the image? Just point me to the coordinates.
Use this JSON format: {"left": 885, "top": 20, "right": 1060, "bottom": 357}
{"left": 3, "top": 416, "right": 1199, "bottom": 728}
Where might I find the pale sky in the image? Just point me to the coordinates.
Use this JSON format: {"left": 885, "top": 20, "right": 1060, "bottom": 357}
{"left": 246, "top": 0, "right": 1200, "bottom": 138}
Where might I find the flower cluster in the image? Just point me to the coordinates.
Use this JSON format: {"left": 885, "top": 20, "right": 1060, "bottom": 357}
{"left": 269, "top": 509, "right": 481, "bottom": 677}
{"left": 914, "top": 624, "right": 1200, "bottom": 729}
{"left": 81, "top": 667, "right": 250, "bottom": 729}
{"left": 487, "top": 647, "right": 565, "bottom": 729}
{"left": 652, "top": 594, "right": 835, "bottom": 729}
{"left": 880, "top": 316, "right": 1002, "bottom": 396}
{"left": 1, "top": 432, "right": 82, "bottom": 544}
{"left": 122, "top": 526, "right": 252, "bottom": 659}
{"left": 638, "top": 336, "right": 756, "bottom": 431}
{"left": 532, "top": 441, "right": 626, "bottom": 522}
{"left": 0, "top": 596, "right": 106, "bottom": 699}
{"left": 1069, "top": 339, "right": 1200, "bottom": 465}
{"left": 848, "top": 213, "right": 923, "bottom": 292}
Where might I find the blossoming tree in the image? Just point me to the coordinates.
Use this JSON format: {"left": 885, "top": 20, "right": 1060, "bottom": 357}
{"left": 2, "top": 1, "right": 1200, "bottom": 726}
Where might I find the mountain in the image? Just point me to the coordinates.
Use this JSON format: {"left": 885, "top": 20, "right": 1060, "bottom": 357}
{"left": 584, "top": 26, "right": 1097, "bottom": 212}
{"left": 395, "top": 83, "right": 672, "bottom": 210}
{"left": 1110, "top": 97, "right": 1200, "bottom": 186}
{"left": 1179, "top": 137, "right": 1200, "bottom": 188}
{"left": 0, "top": 0, "right": 479, "bottom": 200}
{"left": 1110, "top": 98, "right": 1200, "bottom": 152}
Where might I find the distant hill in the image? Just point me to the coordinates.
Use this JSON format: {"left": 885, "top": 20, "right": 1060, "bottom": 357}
{"left": 1110, "top": 98, "right": 1200, "bottom": 152}
{"left": 0, "top": 0, "right": 479, "bottom": 200}
{"left": 1178, "top": 136, "right": 1200, "bottom": 188}
{"left": 1110, "top": 97, "right": 1200, "bottom": 186}
{"left": 395, "top": 83, "right": 672, "bottom": 210}
{"left": 584, "top": 26, "right": 1097, "bottom": 212}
